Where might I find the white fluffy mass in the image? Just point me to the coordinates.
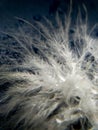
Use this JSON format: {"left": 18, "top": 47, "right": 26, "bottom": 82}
{"left": 0, "top": 8, "right": 98, "bottom": 130}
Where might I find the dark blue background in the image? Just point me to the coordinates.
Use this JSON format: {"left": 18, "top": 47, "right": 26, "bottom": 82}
{"left": 0, "top": 0, "right": 98, "bottom": 30}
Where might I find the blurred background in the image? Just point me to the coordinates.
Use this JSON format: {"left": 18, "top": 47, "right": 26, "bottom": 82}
{"left": 0, "top": 0, "right": 98, "bottom": 30}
